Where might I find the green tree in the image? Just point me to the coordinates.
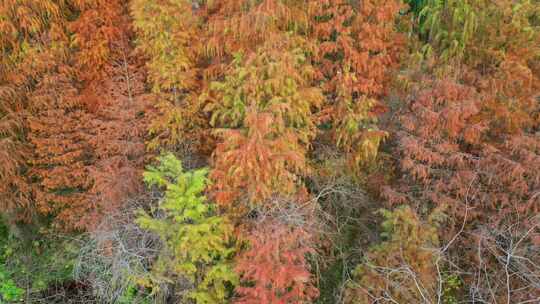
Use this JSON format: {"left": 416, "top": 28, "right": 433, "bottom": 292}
{"left": 136, "top": 153, "right": 237, "bottom": 303}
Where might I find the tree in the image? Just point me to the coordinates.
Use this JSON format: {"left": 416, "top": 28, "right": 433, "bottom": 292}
{"left": 28, "top": 66, "right": 150, "bottom": 230}
{"left": 131, "top": 3, "right": 408, "bottom": 302}
{"left": 131, "top": 0, "right": 203, "bottom": 151}
{"left": 24, "top": 0, "right": 150, "bottom": 231}
{"left": 0, "top": 0, "right": 70, "bottom": 224}
{"left": 235, "top": 219, "right": 318, "bottom": 304}
{"left": 136, "top": 153, "right": 238, "bottom": 303}
{"left": 70, "top": 0, "right": 131, "bottom": 84}
{"left": 414, "top": 0, "right": 539, "bottom": 137}
{"left": 208, "top": 36, "right": 322, "bottom": 211}
{"left": 212, "top": 109, "right": 308, "bottom": 213}
{"left": 313, "top": 0, "right": 406, "bottom": 169}
{"left": 384, "top": 69, "right": 539, "bottom": 303}
{"left": 344, "top": 206, "right": 445, "bottom": 304}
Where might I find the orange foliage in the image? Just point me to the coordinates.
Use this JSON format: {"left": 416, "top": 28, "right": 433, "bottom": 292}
{"left": 314, "top": 0, "right": 405, "bottom": 97}
{"left": 375, "top": 2, "right": 540, "bottom": 300}
{"left": 385, "top": 77, "right": 539, "bottom": 227}
{"left": 2, "top": 0, "right": 538, "bottom": 302}
{"left": 212, "top": 109, "right": 307, "bottom": 209}
{"left": 28, "top": 64, "right": 151, "bottom": 230}
{"left": 70, "top": 0, "right": 131, "bottom": 83}
{"left": 0, "top": 0, "right": 152, "bottom": 231}
{"left": 207, "top": 33, "right": 322, "bottom": 210}
{"left": 313, "top": 0, "right": 406, "bottom": 167}
{"left": 0, "top": 0, "right": 70, "bottom": 222}
{"left": 235, "top": 220, "right": 318, "bottom": 304}
{"left": 386, "top": 0, "right": 540, "bottom": 231}
{"left": 383, "top": 75, "right": 539, "bottom": 300}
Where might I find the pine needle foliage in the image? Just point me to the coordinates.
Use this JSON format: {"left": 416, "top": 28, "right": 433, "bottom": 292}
{"left": 136, "top": 153, "right": 238, "bottom": 303}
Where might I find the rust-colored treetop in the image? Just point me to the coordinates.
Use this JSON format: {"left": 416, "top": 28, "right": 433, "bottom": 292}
{"left": 0, "top": 1, "right": 538, "bottom": 303}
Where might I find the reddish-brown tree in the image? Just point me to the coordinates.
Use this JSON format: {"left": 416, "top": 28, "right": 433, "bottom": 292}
{"left": 0, "top": 0, "right": 70, "bottom": 223}
{"left": 24, "top": 0, "right": 152, "bottom": 231}
{"left": 235, "top": 219, "right": 318, "bottom": 304}
{"left": 28, "top": 65, "right": 151, "bottom": 230}
{"left": 383, "top": 74, "right": 539, "bottom": 301}
{"left": 313, "top": 0, "right": 406, "bottom": 168}
{"left": 378, "top": 1, "right": 540, "bottom": 299}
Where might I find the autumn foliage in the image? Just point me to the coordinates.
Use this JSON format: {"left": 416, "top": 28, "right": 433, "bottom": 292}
{"left": 235, "top": 220, "right": 318, "bottom": 304}
{"left": 380, "top": 0, "right": 540, "bottom": 301}
{"left": 0, "top": 0, "right": 69, "bottom": 222}
{"left": 0, "top": 0, "right": 150, "bottom": 231}
{"left": 1, "top": 0, "right": 539, "bottom": 303}
{"left": 345, "top": 206, "right": 442, "bottom": 303}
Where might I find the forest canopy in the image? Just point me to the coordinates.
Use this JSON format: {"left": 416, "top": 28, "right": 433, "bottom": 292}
{"left": 0, "top": 0, "right": 539, "bottom": 303}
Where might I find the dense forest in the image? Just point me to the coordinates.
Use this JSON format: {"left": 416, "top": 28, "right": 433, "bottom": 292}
{"left": 0, "top": 0, "right": 539, "bottom": 303}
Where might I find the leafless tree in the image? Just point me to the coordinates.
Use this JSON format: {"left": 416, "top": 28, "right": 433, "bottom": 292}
{"left": 74, "top": 192, "right": 165, "bottom": 303}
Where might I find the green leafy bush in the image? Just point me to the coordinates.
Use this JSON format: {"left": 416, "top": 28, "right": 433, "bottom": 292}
{"left": 0, "top": 222, "right": 23, "bottom": 303}
{"left": 0, "top": 220, "right": 79, "bottom": 302}
{"left": 0, "top": 265, "right": 23, "bottom": 303}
